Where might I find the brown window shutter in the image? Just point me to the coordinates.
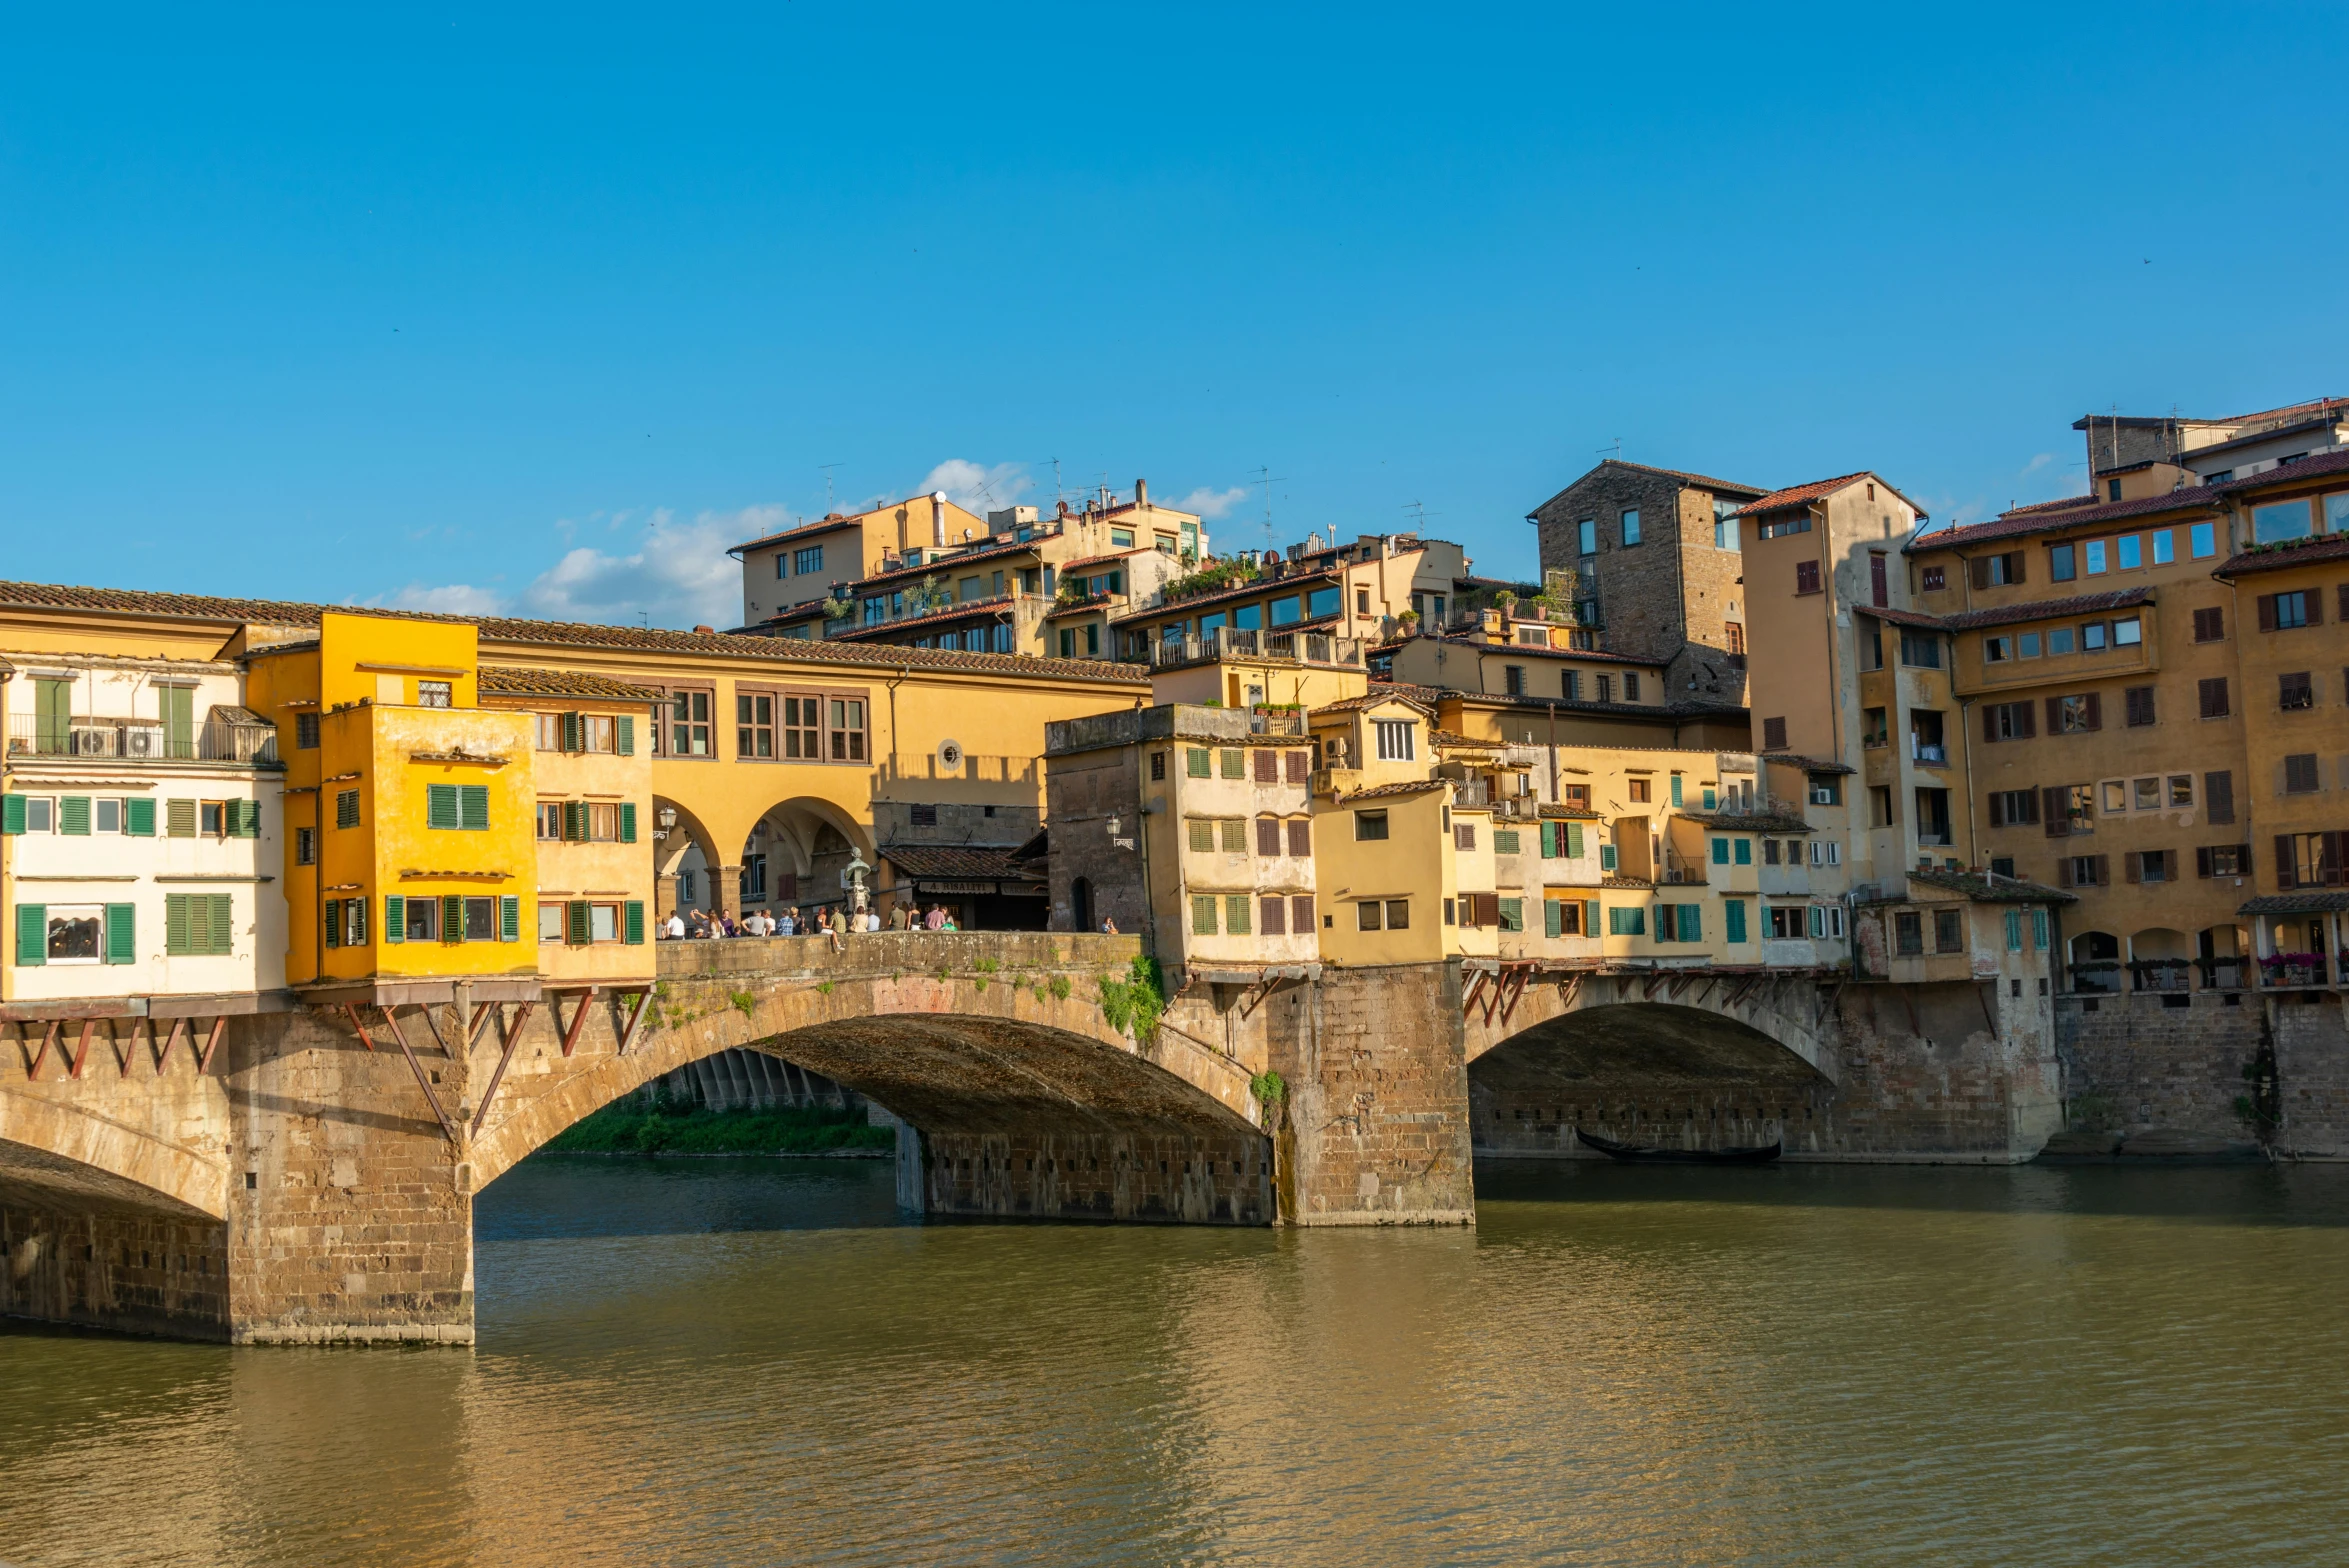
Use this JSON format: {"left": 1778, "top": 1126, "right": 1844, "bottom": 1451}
{"left": 1987, "top": 793, "right": 2004, "bottom": 828}
{"left": 2008, "top": 552, "right": 2026, "bottom": 585}
{"left": 1256, "top": 816, "right": 1280, "bottom": 857}
{"left": 2094, "top": 854, "right": 2109, "bottom": 886}
{"left": 2045, "top": 697, "right": 2063, "bottom": 734}
{"left": 1252, "top": 750, "right": 1277, "bottom": 783}
{"left": 2312, "top": 591, "right": 2327, "bottom": 626}
{"left": 2199, "top": 678, "right": 2229, "bottom": 719}
{"left": 1983, "top": 705, "right": 2000, "bottom": 743}
{"left": 2196, "top": 845, "right": 2212, "bottom": 878}
{"left": 2338, "top": 585, "right": 2349, "bottom": 622}
{"left": 2124, "top": 852, "right": 2140, "bottom": 883}
{"left": 2044, "top": 786, "right": 2069, "bottom": 837}
{"left": 2206, "top": 770, "right": 2233, "bottom": 824}
{"left": 2083, "top": 692, "right": 2101, "bottom": 730}
{"left": 2278, "top": 836, "right": 2298, "bottom": 889}
{"left": 2057, "top": 858, "right": 2073, "bottom": 887}
{"left": 2019, "top": 701, "right": 2035, "bottom": 739}
{"left": 2258, "top": 594, "right": 2278, "bottom": 631}
{"left": 1970, "top": 556, "right": 1990, "bottom": 590}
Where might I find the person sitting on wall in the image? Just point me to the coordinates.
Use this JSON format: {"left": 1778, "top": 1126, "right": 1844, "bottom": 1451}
{"left": 1100, "top": 915, "right": 1119, "bottom": 935}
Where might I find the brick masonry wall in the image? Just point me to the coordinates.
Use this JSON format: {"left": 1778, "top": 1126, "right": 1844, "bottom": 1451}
{"left": 2056, "top": 991, "right": 2264, "bottom": 1141}
{"left": 2272, "top": 996, "right": 2349, "bottom": 1157}
{"left": 917, "top": 1129, "right": 1271, "bottom": 1223}
{"left": 0, "top": 1199, "right": 229, "bottom": 1338}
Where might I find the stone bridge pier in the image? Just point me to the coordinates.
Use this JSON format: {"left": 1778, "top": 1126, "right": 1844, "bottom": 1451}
{"left": 1, "top": 937, "right": 1478, "bottom": 1344}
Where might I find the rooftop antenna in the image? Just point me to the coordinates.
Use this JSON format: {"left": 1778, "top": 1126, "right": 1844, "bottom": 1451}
{"left": 1251, "top": 465, "right": 1289, "bottom": 552}
{"left": 1598, "top": 438, "right": 1622, "bottom": 462}
{"left": 819, "top": 463, "right": 841, "bottom": 513}
{"left": 1049, "top": 457, "right": 1062, "bottom": 508}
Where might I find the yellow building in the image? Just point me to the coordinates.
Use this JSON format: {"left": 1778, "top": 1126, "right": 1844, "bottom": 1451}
{"left": 732, "top": 492, "right": 994, "bottom": 628}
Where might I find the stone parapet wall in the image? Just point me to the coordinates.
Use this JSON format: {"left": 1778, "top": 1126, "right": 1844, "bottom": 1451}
{"left": 2056, "top": 991, "right": 2263, "bottom": 1142}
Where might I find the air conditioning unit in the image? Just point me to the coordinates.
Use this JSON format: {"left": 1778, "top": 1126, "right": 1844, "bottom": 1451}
{"left": 123, "top": 728, "right": 161, "bottom": 758}
{"left": 937, "top": 739, "right": 965, "bottom": 771}
{"left": 72, "top": 727, "right": 112, "bottom": 756}
{"left": 1810, "top": 786, "right": 1834, "bottom": 805}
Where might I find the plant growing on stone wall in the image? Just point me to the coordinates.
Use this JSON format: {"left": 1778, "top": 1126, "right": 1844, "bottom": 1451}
{"left": 1098, "top": 955, "right": 1166, "bottom": 1042}
{"left": 1250, "top": 1069, "right": 1288, "bottom": 1116}
{"left": 974, "top": 957, "right": 999, "bottom": 974}
{"left": 814, "top": 979, "right": 834, "bottom": 996}
{"left": 1048, "top": 974, "right": 1071, "bottom": 1002}
{"left": 729, "top": 990, "right": 756, "bottom": 1019}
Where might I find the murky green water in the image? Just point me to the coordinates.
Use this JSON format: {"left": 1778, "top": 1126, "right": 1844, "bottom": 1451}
{"left": 4, "top": 1155, "right": 2348, "bottom": 1567}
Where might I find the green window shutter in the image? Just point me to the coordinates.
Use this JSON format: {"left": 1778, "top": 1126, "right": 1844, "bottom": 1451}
{"left": 235, "top": 800, "right": 261, "bottom": 838}
{"left": 500, "top": 894, "right": 520, "bottom": 942}
{"left": 615, "top": 715, "right": 634, "bottom": 756}
{"left": 568, "top": 900, "right": 591, "bottom": 945}
{"left": 1499, "top": 897, "right": 1522, "bottom": 932}
{"left": 1226, "top": 894, "right": 1251, "bottom": 935}
{"left": 1544, "top": 899, "right": 1563, "bottom": 938}
{"left": 459, "top": 784, "right": 490, "bottom": 831}
{"left": 1, "top": 795, "right": 24, "bottom": 835}
{"left": 1710, "top": 837, "right": 1728, "bottom": 865}
{"left": 16, "top": 905, "right": 47, "bottom": 966}
{"left": 323, "top": 899, "right": 341, "bottom": 948}
{"left": 1679, "top": 904, "right": 1702, "bottom": 943}
{"left": 426, "top": 783, "right": 459, "bottom": 830}
{"left": 442, "top": 894, "right": 465, "bottom": 943}
{"left": 1585, "top": 901, "right": 1601, "bottom": 937}
{"left": 59, "top": 796, "right": 91, "bottom": 836}
{"left": 1539, "top": 821, "right": 1556, "bottom": 857}
{"left": 384, "top": 894, "right": 406, "bottom": 943}
{"left": 125, "top": 797, "right": 155, "bottom": 837}
{"left": 1724, "top": 899, "right": 1747, "bottom": 945}
{"left": 166, "top": 895, "right": 190, "bottom": 955}
{"left": 563, "top": 800, "right": 585, "bottom": 842}
{"left": 203, "top": 895, "right": 233, "bottom": 954}
{"left": 1568, "top": 822, "right": 1586, "bottom": 857}
{"left": 2005, "top": 909, "right": 2022, "bottom": 951}
{"left": 103, "top": 903, "right": 136, "bottom": 965}
{"left": 624, "top": 900, "right": 645, "bottom": 945}
{"left": 335, "top": 790, "right": 359, "bottom": 829}
{"left": 1191, "top": 895, "right": 1217, "bottom": 935}
{"left": 1220, "top": 749, "right": 1244, "bottom": 779}
{"left": 1734, "top": 838, "right": 1751, "bottom": 866}
{"left": 1186, "top": 747, "right": 1210, "bottom": 778}
{"left": 168, "top": 798, "right": 198, "bottom": 837}
{"left": 619, "top": 802, "right": 637, "bottom": 843}
{"left": 562, "top": 712, "right": 583, "bottom": 752}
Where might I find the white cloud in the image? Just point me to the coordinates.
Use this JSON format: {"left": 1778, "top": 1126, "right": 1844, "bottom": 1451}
{"left": 1176, "top": 485, "right": 1250, "bottom": 520}
{"left": 518, "top": 506, "right": 773, "bottom": 630}
{"left": 908, "top": 460, "right": 1032, "bottom": 517}
{"left": 385, "top": 582, "right": 510, "bottom": 616}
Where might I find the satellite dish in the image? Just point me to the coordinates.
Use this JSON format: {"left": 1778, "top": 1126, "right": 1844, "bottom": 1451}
{"left": 938, "top": 739, "right": 965, "bottom": 771}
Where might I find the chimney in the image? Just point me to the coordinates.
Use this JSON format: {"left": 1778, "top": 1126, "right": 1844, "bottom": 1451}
{"left": 930, "top": 491, "right": 948, "bottom": 547}
{"left": 1135, "top": 477, "right": 1148, "bottom": 507}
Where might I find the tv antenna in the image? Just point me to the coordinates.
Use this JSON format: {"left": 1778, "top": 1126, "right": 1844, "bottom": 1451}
{"left": 1597, "top": 438, "right": 1622, "bottom": 462}
{"left": 818, "top": 463, "right": 841, "bottom": 513}
{"left": 1251, "top": 465, "right": 1289, "bottom": 552}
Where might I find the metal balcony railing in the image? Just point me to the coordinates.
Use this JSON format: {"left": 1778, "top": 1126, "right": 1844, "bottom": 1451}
{"left": 7, "top": 714, "right": 276, "bottom": 764}
{"left": 2196, "top": 957, "right": 2249, "bottom": 990}
{"left": 1145, "top": 627, "right": 1364, "bottom": 669}
{"left": 1910, "top": 739, "right": 1948, "bottom": 764}
{"left": 2129, "top": 960, "right": 2193, "bottom": 993}
{"left": 2258, "top": 956, "right": 2331, "bottom": 989}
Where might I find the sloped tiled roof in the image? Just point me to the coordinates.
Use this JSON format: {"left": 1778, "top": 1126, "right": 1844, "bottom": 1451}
{"left": 1907, "top": 485, "right": 2223, "bottom": 552}
{"left": 1732, "top": 473, "right": 1869, "bottom": 516}
{"left": 0, "top": 580, "right": 1149, "bottom": 685}
{"left": 1941, "top": 587, "right": 2156, "bottom": 630}
{"left": 1675, "top": 808, "right": 1813, "bottom": 833}
{"left": 1760, "top": 752, "right": 1854, "bottom": 775}
{"left": 1428, "top": 635, "right": 1663, "bottom": 667}
{"left": 1528, "top": 459, "right": 1769, "bottom": 518}
{"left": 880, "top": 845, "right": 1043, "bottom": 882}
{"left": 731, "top": 513, "right": 866, "bottom": 555}
{"left": 1111, "top": 567, "right": 1339, "bottom": 626}
{"left": 1858, "top": 606, "right": 1948, "bottom": 630}
{"left": 2212, "top": 532, "right": 2349, "bottom": 581}
{"left": 2239, "top": 891, "right": 2349, "bottom": 915}
{"left": 826, "top": 595, "right": 1014, "bottom": 640}
{"left": 1337, "top": 779, "right": 1450, "bottom": 802}
{"left": 1907, "top": 867, "right": 2074, "bottom": 904}
{"left": 1311, "top": 690, "right": 1433, "bottom": 717}
{"left": 477, "top": 666, "right": 666, "bottom": 702}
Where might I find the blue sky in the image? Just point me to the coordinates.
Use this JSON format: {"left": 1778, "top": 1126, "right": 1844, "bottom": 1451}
{"left": 6, "top": 4, "right": 2347, "bottom": 628}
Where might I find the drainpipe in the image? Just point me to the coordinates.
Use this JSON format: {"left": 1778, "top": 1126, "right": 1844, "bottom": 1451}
{"left": 1959, "top": 695, "right": 1979, "bottom": 868}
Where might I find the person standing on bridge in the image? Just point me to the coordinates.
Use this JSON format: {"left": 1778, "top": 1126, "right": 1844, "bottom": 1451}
{"left": 924, "top": 903, "right": 947, "bottom": 931}
{"left": 664, "top": 909, "right": 686, "bottom": 940}
{"left": 888, "top": 901, "right": 910, "bottom": 931}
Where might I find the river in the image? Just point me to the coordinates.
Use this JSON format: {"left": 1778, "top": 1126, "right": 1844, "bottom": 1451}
{"left": 4, "top": 1155, "right": 2347, "bottom": 1567}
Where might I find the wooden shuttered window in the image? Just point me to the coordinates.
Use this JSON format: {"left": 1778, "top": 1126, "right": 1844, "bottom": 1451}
{"left": 1259, "top": 896, "right": 1287, "bottom": 936}
{"left": 568, "top": 900, "right": 593, "bottom": 946}
{"left": 561, "top": 712, "right": 584, "bottom": 752}
{"left": 2123, "top": 686, "right": 2156, "bottom": 727}
{"left": 428, "top": 784, "right": 459, "bottom": 829}
{"left": 615, "top": 715, "right": 634, "bottom": 756}
{"left": 322, "top": 898, "right": 340, "bottom": 948}
{"left": 58, "top": 796, "right": 90, "bottom": 835}
{"left": 1256, "top": 816, "right": 1281, "bottom": 856}
{"left": 385, "top": 894, "right": 406, "bottom": 943}
{"left": 1252, "top": 749, "right": 1279, "bottom": 783}
{"left": 1286, "top": 818, "right": 1310, "bottom": 856}
{"left": 2205, "top": 771, "right": 2234, "bottom": 824}
{"left": 624, "top": 900, "right": 644, "bottom": 945}
{"left": 165, "top": 894, "right": 231, "bottom": 956}
{"left": 439, "top": 895, "right": 463, "bottom": 943}
{"left": 1284, "top": 750, "right": 1310, "bottom": 784}
{"left": 126, "top": 797, "right": 155, "bottom": 836}
{"left": 427, "top": 784, "right": 490, "bottom": 830}
{"left": 170, "top": 797, "right": 200, "bottom": 836}
{"left": 619, "top": 802, "right": 637, "bottom": 843}
{"left": 2043, "top": 786, "right": 2070, "bottom": 838}
{"left": 2258, "top": 594, "right": 2276, "bottom": 631}
{"left": 16, "top": 904, "right": 45, "bottom": 965}
{"left": 1, "top": 795, "right": 24, "bottom": 835}
{"left": 104, "top": 903, "right": 135, "bottom": 965}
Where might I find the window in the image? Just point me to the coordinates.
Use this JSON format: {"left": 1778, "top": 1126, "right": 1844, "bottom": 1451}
{"left": 1596, "top": 675, "right": 1614, "bottom": 703}
{"left": 1563, "top": 672, "right": 1583, "bottom": 703}
{"left": 2281, "top": 672, "right": 2315, "bottom": 711}
{"left": 2115, "top": 535, "right": 2142, "bottom": 571}
{"left": 1494, "top": 829, "right": 1521, "bottom": 856}
{"left": 1988, "top": 790, "right": 2038, "bottom": 827}
{"left": 2284, "top": 753, "right": 2321, "bottom": 794}
{"left": 295, "top": 712, "right": 320, "bottom": 749}
{"left": 1899, "top": 632, "right": 1941, "bottom": 669}
{"left": 1620, "top": 509, "right": 1641, "bottom": 547}
{"left": 164, "top": 894, "right": 232, "bottom": 956}
{"left": 1260, "top": 895, "right": 1288, "bottom": 936}
{"left": 1921, "top": 565, "right": 1945, "bottom": 592}
{"left": 426, "top": 783, "right": 491, "bottom": 831}
{"left": 1355, "top": 810, "right": 1389, "bottom": 842}
{"left": 1607, "top": 905, "right": 1645, "bottom": 936}
{"left": 1862, "top": 708, "right": 1888, "bottom": 748}
{"left": 2052, "top": 693, "right": 2100, "bottom": 734}
{"left": 1188, "top": 896, "right": 1218, "bottom": 936}
{"left": 1769, "top": 905, "right": 1803, "bottom": 939}
{"left": 2200, "top": 844, "right": 2247, "bottom": 877}
{"left": 1983, "top": 700, "right": 2035, "bottom": 741}
{"left": 1545, "top": 899, "right": 1584, "bottom": 936}
{"left": 793, "top": 544, "right": 824, "bottom": 575}
{"left": 295, "top": 826, "right": 316, "bottom": 865}
{"left": 1504, "top": 664, "right": 1525, "bottom": 696}
{"left": 2019, "top": 632, "right": 2041, "bottom": 658}
{"left": 2127, "top": 850, "right": 2173, "bottom": 884}
{"left": 1217, "top": 819, "right": 1247, "bottom": 853}
{"left": 1268, "top": 595, "right": 1301, "bottom": 627}
{"left": 668, "top": 689, "right": 713, "bottom": 756}
{"left": 2252, "top": 500, "right": 2314, "bottom": 545}
{"left": 2082, "top": 621, "right": 2108, "bottom": 652}
{"left": 1895, "top": 912, "right": 1923, "bottom": 955}
{"left": 2152, "top": 529, "right": 2175, "bottom": 565}
{"left": 2044, "top": 784, "right": 2093, "bottom": 836}
{"left": 417, "top": 680, "right": 452, "bottom": 709}
{"left": 1219, "top": 749, "right": 1245, "bottom": 780}
{"left": 1724, "top": 622, "right": 1745, "bottom": 662}
{"left": 1375, "top": 720, "right": 1415, "bottom": 761}
{"left": 2198, "top": 678, "right": 2231, "bottom": 719}
{"left": 200, "top": 801, "right": 226, "bottom": 837}
{"left": 1759, "top": 512, "right": 1811, "bottom": 540}
{"left": 1256, "top": 815, "right": 1281, "bottom": 857}
{"left": 2063, "top": 854, "right": 2107, "bottom": 888}
{"left": 1576, "top": 518, "right": 1597, "bottom": 556}
{"left": 2049, "top": 542, "right": 2076, "bottom": 582}
{"left": 2085, "top": 539, "right": 2108, "bottom": 574}
{"left": 2279, "top": 832, "right": 2346, "bottom": 889}
{"left": 2207, "top": 770, "right": 2235, "bottom": 824}
{"left": 2127, "top": 776, "right": 2162, "bottom": 811}
{"left": 1221, "top": 895, "right": 1251, "bottom": 936}
{"left": 2190, "top": 521, "right": 2216, "bottom": 559}
{"left": 1763, "top": 717, "right": 1789, "bottom": 751}
{"left": 1149, "top": 751, "right": 1166, "bottom": 782}
{"left": 2260, "top": 590, "right": 2321, "bottom": 631}
{"left": 1808, "top": 774, "right": 1842, "bottom": 805}
{"left": 1934, "top": 909, "right": 1964, "bottom": 953}
{"left": 2123, "top": 686, "right": 2156, "bottom": 727}
{"left": 1971, "top": 552, "right": 2024, "bottom": 587}
{"left": 2113, "top": 616, "right": 2141, "bottom": 646}
{"left": 341, "top": 898, "right": 370, "bottom": 947}
{"left": 1355, "top": 900, "right": 1382, "bottom": 932}
{"left": 1714, "top": 501, "right": 1740, "bottom": 550}
{"left": 1186, "top": 747, "right": 1210, "bottom": 778}
{"left": 2101, "top": 780, "right": 2128, "bottom": 814}
{"left": 1453, "top": 823, "right": 1477, "bottom": 851}
{"left": 1623, "top": 673, "right": 1641, "bottom": 701}
{"left": 2193, "top": 607, "right": 2224, "bottom": 642}
{"left": 2048, "top": 626, "right": 2075, "bottom": 655}
{"left": 827, "top": 696, "right": 868, "bottom": 762}
{"left": 1497, "top": 898, "right": 1524, "bottom": 933}
{"left": 1984, "top": 635, "right": 2012, "bottom": 664}
{"left": 737, "top": 694, "right": 775, "bottom": 758}
{"left": 1626, "top": 778, "right": 1651, "bottom": 803}
{"left": 1794, "top": 561, "right": 1821, "bottom": 594}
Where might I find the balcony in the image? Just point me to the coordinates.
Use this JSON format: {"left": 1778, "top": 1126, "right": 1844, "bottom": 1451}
{"left": 2196, "top": 956, "right": 2249, "bottom": 991}
{"left": 2128, "top": 959, "right": 2193, "bottom": 994}
{"left": 7, "top": 714, "right": 277, "bottom": 764}
{"left": 1145, "top": 626, "right": 1365, "bottom": 670}
{"left": 2258, "top": 955, "right": 2331, "bottom": 989}
{"left": 881, "top": 752, "right": 1040, "bottom": 786}
{"left": 1909, "top": 740, "right": 1948, "bottom": 766}
{"left": 2069, "top": 960, "right": 2123, "bottom": 995}
{"left": 1658, "top": 854, "right": 1709, "bottom": 886}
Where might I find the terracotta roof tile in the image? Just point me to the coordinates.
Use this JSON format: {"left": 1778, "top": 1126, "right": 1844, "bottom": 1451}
{"left": 1760, "top": 752, "right": 1854, "bottom": 775}
{"left": 1734, "top": 471, "right": 1930, "bottom": 522}
{"left": 1907, "top": 867, "right": 2075, "bottom": 904}
{"left": 1111, "top": 567, "right": 1339, "bottom": 626}
{"left": 476, "top": 666, "right": 666, "bottom": 702}
{"left": 1676, "top": 808, "right": 1813, "bottom": 833}
{"left": 1425, "top": 635, "right": 1663, "bottom": 667}
{"left": 730, "top": 513, "right": 865, "bottom": 555}
{"left": 1908, "top": 485, "right": 2223, "bottom": 552}
{"left": 1941, "top": 587, "right": 2155, "bottom": 630}
{"left": 825, "top": 595, "right": 1015, "bottom": 640}
{"left": 1310, "top": 691, "right": 1433, "bottom": 717}
{"left": 2212, "top": 532, "right": 2349, "bottom": 581}
{"left": 0, "top": 579, "right": 1149, "bottom": 685}
{"left": 880, "top": 845, "right": 1042, "bottom": 882}
{"left": 1338, "top": 779, "right": 1450, "bottom": 802}
{"left": 1856, "top": 605, "right": 1947, "bottom": 630}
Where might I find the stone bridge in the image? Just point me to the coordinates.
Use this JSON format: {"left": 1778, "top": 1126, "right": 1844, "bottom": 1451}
{"left": 0, "top": 937, "right": 1478, "bottom": 1344}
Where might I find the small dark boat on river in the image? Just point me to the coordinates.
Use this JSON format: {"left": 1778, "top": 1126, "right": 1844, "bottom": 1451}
{"left": 1577, "top": 1129, "right": 1782, "bottom": 1165}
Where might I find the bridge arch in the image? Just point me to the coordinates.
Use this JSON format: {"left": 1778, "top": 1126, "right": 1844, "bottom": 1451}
{"left": 1461, "top": 965, "right": 1839, "bottom": 1159}
{"left": 0, "top": 1089, "right": 228, "bottom": 1221}
{"left": 467, "top": 934, "right": 1271, "bottom": 1223}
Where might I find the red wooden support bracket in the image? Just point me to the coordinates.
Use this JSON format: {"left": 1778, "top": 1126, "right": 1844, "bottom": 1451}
{"left": 470, "top": 1009, "right": 529, "bottom": 1136}
{"left": 22, "top": 1020, "right": 59, "bottom": 1081}
{"left": 417, "top": 1003, "right": 458, "bottom": 1059}
{"left": 154, "top": 1016, "right": 189, "bottom": 1074}
{"left": 380, "top": 1006, "right": 461, "bottom": 1146}
{"left": 552, "top": 988, "right": 597, "bottom": 1059}
{"left": 465, "top": 1002, "right": 498, "bottom": 1051}
{"left": 613, "top": 990, "right": 653, "bottom": 1058}
{"left": 343, "top": 1003, "right": 379, "bottom": 1051}
{"left": 1459, "top": 970, "right": 1487, "bottom": 1018}
{"left": 113, "top": 1019, "right": 142, "bottom": 1078}
{"left": 68, "top": 1018, "right": 95, "bottom": 1079}
{"left": 505, "top": 999, "right": 537, "bottom": 1049}
{"left": 195, "top": 1016, "right": 227, "bottom": 1073}
{"left": 1497, "top": 966, "right": 1531, "bottom": 1028}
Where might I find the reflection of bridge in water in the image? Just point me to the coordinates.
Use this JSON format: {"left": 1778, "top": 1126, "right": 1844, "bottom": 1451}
{"left": 2, "top": 935, "right": 2059, "bottom": 1346}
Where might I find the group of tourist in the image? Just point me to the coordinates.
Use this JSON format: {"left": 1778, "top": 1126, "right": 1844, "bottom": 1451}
{"left": 658, "top": 902, "right": 966, "bottom": 940}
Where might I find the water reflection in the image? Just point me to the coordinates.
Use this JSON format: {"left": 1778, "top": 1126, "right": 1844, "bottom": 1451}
{"left": 1, "top": 1156, "right": 2345, "bottom": 1566}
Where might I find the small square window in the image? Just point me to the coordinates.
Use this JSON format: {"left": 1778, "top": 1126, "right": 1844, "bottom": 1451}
{"left": 417, "top": 681, "right": 453, "bottom": 709}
